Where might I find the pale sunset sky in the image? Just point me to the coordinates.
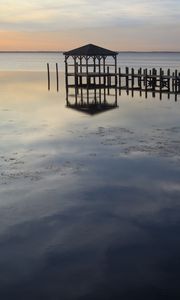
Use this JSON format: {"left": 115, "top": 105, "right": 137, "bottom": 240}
{"left": 0, "top": 0, "right": 180, "bottom": 51}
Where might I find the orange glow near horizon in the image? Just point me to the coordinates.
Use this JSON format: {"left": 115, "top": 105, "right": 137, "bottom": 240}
{"left": 0, "top": 30, "right": 89, "bottom": 51}
{"left": 1, "top": 26, "right": 180, "bottom": 52}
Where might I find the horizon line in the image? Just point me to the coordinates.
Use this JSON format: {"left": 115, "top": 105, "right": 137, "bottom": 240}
{"left": 1, "top": 50, "right": 180, "bottom": 54}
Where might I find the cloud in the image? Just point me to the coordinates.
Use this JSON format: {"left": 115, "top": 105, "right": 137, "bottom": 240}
{"left": 0, "top": 0, "right": 180, "bottom": 50}
{"left": 0, "top": 0, "right": 180, "bottom": 31}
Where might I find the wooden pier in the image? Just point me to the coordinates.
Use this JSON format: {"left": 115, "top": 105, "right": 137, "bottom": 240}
{"left": 62, "top": 44, "right": 180, "bottom": 103}
{"left": 65, "top": 65, "right": 180, "bottom": 94}
{"left": 117, "top": 67, "right": 180, "bottom": 94}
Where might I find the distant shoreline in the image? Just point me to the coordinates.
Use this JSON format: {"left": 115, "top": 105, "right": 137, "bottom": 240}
{"left": 1, "top": 51, "right": 180, "bottom": 54}
{"left": 0, "top": 51, "right": 64, "bottom": 53}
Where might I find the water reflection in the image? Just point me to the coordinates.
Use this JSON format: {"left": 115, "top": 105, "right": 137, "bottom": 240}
{"left": 64, "top": 77, "right": 180, "bottom": 117}
{"left": 123, "top": 86, "right": 179, "bottom": 102}
{"left": 66, "top": 85, "right": 118, "bottom": 115}
{"left": 1, "top": 70, "right": 180, "bottom": 299}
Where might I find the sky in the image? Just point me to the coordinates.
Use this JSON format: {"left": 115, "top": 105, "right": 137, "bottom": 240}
{"left": 0, "top": 0, "right": 180, "bottom": 51}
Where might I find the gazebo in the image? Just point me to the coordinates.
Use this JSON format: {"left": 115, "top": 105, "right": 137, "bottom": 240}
{"left": 63, "top": 43, "right": 118, "bottom": 91}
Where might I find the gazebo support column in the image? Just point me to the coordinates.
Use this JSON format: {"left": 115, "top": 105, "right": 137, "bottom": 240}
{"left": 114, "top": 55, "right": 117, "bottom": 87}
{"left": 86, "top": 57, "right": 89, "bottom": 104}
{"left": 98, "top": 57, "right": 101, "bottom": 104}
{"left": 103, "top": 57, "right": 106, "bottom": 103}
{"left": 74, "top": 57, "right": 78, "bottom": 104}
{"left": 65, "top": 56, "right": 70, "bottom": 101}
{"left": 93, "top": 57, "right": 97, "bottom": 103}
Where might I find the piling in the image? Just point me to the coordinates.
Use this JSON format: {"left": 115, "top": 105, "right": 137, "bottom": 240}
{"left": 167, "top": 69, "right": 170, "bottom": 92}
{"left": 131, "top": 68, "right": 134, "bottom": 89}
{"left": 125, "top": 67, "right": 129, "bottom": 90}
{"left": 56, "top": 63, "right": 59, "bottom": 92}
{"left": 47, "top": 63, "right": 50, "bottom": 90}
{"left": 138, "top": 68, "right": 142, "bottom": 89}
{"left": 175, "top": 70, "right": 178, "bottom": 94}
{"left": 119, "top": 68, "right": 121, "bottom": 95}
{"left": 107, "top": 67, "right": 110, "bottom": 95}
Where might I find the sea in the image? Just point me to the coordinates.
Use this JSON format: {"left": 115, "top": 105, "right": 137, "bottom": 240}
{"left": 0, "top": 52, "right": 180, "bottom": 299}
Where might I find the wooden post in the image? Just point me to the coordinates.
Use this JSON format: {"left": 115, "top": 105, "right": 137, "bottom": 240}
{"left": 114, "top": 55, "right": 117, "bottom": 87}
{"left": 98, "top": 57, "right": 101, "bottom": 86}
{"left": 160, "top": 68, "right": 163, "bottom": 94}
{"left": 65, "top": 57, "right": 69, "bottom": 101}
{"left": 99, "top": 87, "right": 102, "bottom": 105}
{"left": 172, "top": 72, "right": 175, "bottom": 92}
{"left": 75, "top": 60, "right": 77, "bottom": 81}
{"left": 86, "top": 57, "right": 89, "bottom": 105}
{"left": 144, "top": 69, "right": 148, "bottom": 91}
{"left": 56, "top": 63, "right": 59, "bottom": 92}
{"left": 93, "top": 57, "right": 96, "bottom": 86}
{"left": 131, "top": 68, "right": 134, "bottom": 89}
{"left": 131, "top": 88, "right": 134, "bottom": 98}
{"left": 81, "top": 87, "right": 83, "bottom": 104}
{"left": 138, "top": 68, "right": 142, "bottom": 89}
{"left": 103, "top": 57, "right": 106, "bottom": 103}
{"left": 143, "top": 69, "right": 146, "bottom": 85}
{"left": 152, "top": 68, "right": 156, "bottom": 90}
{"left": 167, "top": 69, "right": 170, "bottom": 92}
{"left": 93, "top": 56, "right": 96, "bottom": 103}
{"left": 143, "top": 69, "right": 147, "bottom": 98}
{"left": 75, "top": 59, "right": 80, "bottom": 94}
{"left": 119, "top": 67, "right": 121, "bottom": 95}
{"left": 75, "top": 61, "right": 78, "bottom": 104}
{"left": 95, "top": 87, "right": 97, "bottom": 104}
{"left": 125, "top": 67, "right": 129, "bottom": 90}
{"left": 47, "top": 63, "right": 50, "bottom": 90}
{"left": 103, "top": 57, "right": 106, "bottom": 85}
{"left": 167, "top": 70, "right": 170, "bottom": 99}
{"left": 103, "top": 87, "right": 106, "bottom": 103}
{"left": 115, "top": 85, "right": 118, "bottom": 105}
{"left": 98, "top": 57, "right": 101, "bottom": 104}
{"left": 152, "top": 69, "right": 155, "bottom": 97}
{"left": 139, "top": 69, "right": 142, "bottom": 96}
{"left": 80, "top": 57, "right": 83, "bottom": 87}
{"left": 174, "top": 70, "right": 178, "bottom": 101}
{"left": 175, "top": 70, "right": 178, "bottom": 94}
{"left": 178, "top": 72, "right": 180, "bottom": 93}
{"left": 107, "top": 66, "right": 110, "bottom": 95}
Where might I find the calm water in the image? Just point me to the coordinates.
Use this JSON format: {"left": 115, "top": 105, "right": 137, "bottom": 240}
{"left": 1, "top": 52, "right": 180, "bottom": 299}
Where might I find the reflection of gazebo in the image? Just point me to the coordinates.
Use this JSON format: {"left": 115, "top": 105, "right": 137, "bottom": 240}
{"left": 66, "top": 102, "right": 118, "bottom": 116}
{"left": 63, "top": 44, "right": 118, "bottom": 91}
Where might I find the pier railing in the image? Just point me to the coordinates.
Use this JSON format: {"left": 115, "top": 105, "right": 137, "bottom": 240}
{"left": 66, "top": 65, "right": 180, "bottom": 93}
{"left": 117, "top": 67, "right": 180, "bottom": 93}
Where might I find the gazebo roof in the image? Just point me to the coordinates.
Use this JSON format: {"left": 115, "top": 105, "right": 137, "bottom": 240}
{"left": 63, "top": 44, "right": 117, "bottom": 57}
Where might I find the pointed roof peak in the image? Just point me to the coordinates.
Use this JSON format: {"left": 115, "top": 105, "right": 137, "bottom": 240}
{"left": 63, "top": 43, "right": 117, "bottom": 57}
